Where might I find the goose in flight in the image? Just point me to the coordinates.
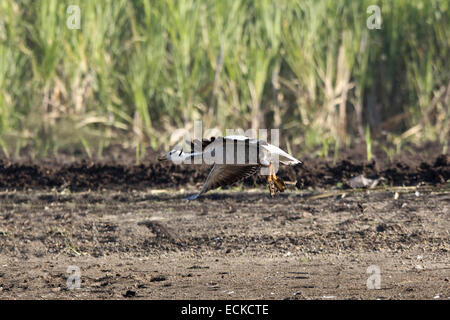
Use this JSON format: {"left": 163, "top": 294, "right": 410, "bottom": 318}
{"left": 158, "top": 135, "right": 301, "bottom": 200}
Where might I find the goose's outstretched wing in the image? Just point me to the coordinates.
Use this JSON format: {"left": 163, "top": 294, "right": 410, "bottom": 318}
{"left": 192, "top": 136, "right": 263, "bottom": 151}
{"left": 202, "top": 136, "right": 264, "bottom": 166}
{"left": 188, "top": 137, "right": 217, "bottom": 151}
{"left": 261, "top": 143, "right": 302, "bottom": 165}
{"left": 186, "top": 164, "right": 260, "bottom": 200}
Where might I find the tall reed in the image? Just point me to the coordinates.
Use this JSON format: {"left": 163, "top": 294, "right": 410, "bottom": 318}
{"left": 0, "top": 0, "right": 448, "bottom": 157}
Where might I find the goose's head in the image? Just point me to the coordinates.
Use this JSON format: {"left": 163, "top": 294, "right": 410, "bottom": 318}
{"left": 158, "top": 149, "right": 183, "bottom": 161}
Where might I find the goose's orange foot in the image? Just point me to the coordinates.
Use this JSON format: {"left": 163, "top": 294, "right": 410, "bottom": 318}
{"left": 273, "top": 174, "right": 286, "bottom": 192}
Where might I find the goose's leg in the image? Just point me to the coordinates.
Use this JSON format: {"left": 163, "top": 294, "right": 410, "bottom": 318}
{"left": 267, "top": 164, "right": 276, "bottom": 196}
{"left": 272, "top": 170, "right": 286, "bottom": 192}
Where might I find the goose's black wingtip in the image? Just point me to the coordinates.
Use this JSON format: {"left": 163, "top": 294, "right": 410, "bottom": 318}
{"left": 185, "top": 193, "right": 199, "bottom": 200}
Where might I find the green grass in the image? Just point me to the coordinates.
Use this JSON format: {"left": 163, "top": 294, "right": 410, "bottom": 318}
{"left": 0, "top": 0, "right": 448, "bottom": 158}
{"left": 365, "top": 125, "right": 372, "bottom": 161}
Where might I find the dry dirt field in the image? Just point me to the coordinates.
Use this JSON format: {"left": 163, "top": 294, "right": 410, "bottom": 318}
{"left": 0, "top": 147, "right": 449, "bottom": 299}
{"left": 0, "top": 187, "right": 449, "bottom": 300}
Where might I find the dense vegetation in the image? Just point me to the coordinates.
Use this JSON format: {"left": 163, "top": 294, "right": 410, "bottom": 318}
{"left": 0, "top": 0, "right": 448, "bottom": 159}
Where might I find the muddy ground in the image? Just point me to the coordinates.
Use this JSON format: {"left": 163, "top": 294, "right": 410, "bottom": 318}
{"left": 0, "top": 187, "right": 448, "bottom": 300}
{"left": 0, "top": 151, "right": 448, "bottom": 191}
{"left": 0, "top": 147, "right": 449, "bottom": 300}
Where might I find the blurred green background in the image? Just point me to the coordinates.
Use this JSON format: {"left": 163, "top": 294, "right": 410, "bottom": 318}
{"left": 0, "top": 0, "right": 448, "bottom": 160}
